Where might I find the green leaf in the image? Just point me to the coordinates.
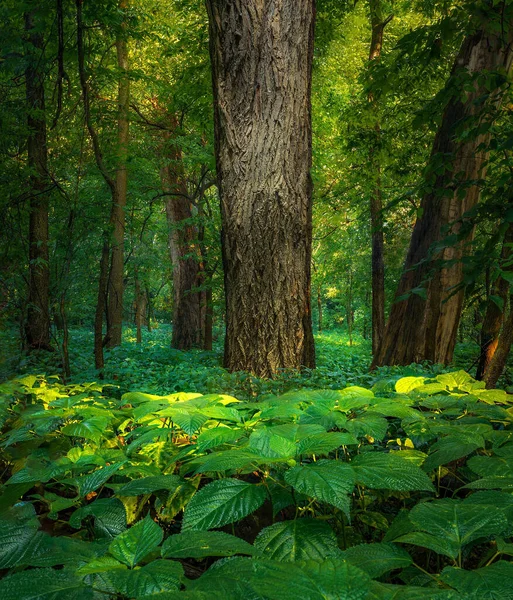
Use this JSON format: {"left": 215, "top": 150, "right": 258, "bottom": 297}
{"left": 109, "top": 514, "right": 163, "bottom": 567}
{"left": 182, "top": 478, "right": 267, "bottom": 531}
{"left": 395, "top": 377, "right": 426, "bottom": 394}
{"left": 70, "top": 498, "right": 127, "bottom": 539}
{"left": 168, "top": 410, "right": 209, "bottom": 435}
{"left": 0, "top": 568, "right": 90, "bottom": 600}
{"left": 162, "top": 530, "right": 256, "bottom": 559}
{"left": 61, "top": 416, "right": 109, "bottom": 443}
{"left": 297, "top": 432, "right": 359, "bottom": 455}
{"left": 0, "top": 504, "right": 42, "bottom": 568}
{"left": 254, "top": 519, "right": 341, "bottom": 561}
{"left": 196, "top": 427, "right": 243, "bottom": 451}
{"left": 284, "top": 459, "right": 354, "bottom": 516}
{"left": 345, "top": 414, "right": 388, "bottom": 441}
{"left": 440, "top": 561, "right": 513, "bottom": 599}
{"left": 116, "top": 474, "right": 182, "bottom": 496}
{"left": 352, "top": 453, "right": 435, "bottom": 492}
{"left": 340, "top": 543, "right": 412, "bottom": 578}
{"left": 338, "top": 386, "right": 375, "bottom": 411}
{"left": 398, "top": 499, "right": 509, "bottom": 559}
{"left": 105, "top": 559, "right": 183, "bottom": 597}
{"left": 423, "top": 435, "right": 483, "bottom": 471}
{"left": 73, "top": 462, "right": 125, "bottom": 497}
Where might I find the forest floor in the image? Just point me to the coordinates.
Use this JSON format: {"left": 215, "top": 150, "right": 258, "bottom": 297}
{"left": 0, "top": 324, "right": 488, "bottom": 394}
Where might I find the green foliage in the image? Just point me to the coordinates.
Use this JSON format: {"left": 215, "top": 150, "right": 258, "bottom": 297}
{"left": 1, "top": 366, "right": 513, "bottom": 597}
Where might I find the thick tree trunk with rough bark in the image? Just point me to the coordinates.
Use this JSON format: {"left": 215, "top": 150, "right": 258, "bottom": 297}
{"left": 372, "top": 15, "right": 513, "bottom": 368}
{"left": 476, "top": 222, "right": 513, "bottom": 379}
{"left": 206, "top": 0, "right": 316, "bottom": 377}
{"left": 24, "top": 11, "right": 52, "bottom": 351}
{"left": 105, "top": 0, "right": 130, "bottom": 348}
{"left": 368, "top": 0, "right": 390, "bottom": 357}
{"left": 160, "top": 119, "right": 204, "bottom": 350}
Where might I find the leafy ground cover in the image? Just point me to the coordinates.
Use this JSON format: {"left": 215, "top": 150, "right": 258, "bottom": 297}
{"left": 1, "top": 352, "right": 513, "bottom": 598}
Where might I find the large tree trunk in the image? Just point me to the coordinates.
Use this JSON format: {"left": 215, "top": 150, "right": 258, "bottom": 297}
{"left": 105, "top": 0, "right": 130, "bottom": 348}
{"left": 372, "top": 15, "right": 513, "bottom": 368}
{"left": 160, "top": 117, "right": 204, "bottom": 350}
{"left": 206, "top": 0, "right": 316, "bottom": 378}
{"left": 476, "top": 222, "right": 513, "bottom": 379}
{"left": 368, "top": 0, "right": 390, "bottom": 357}
{"left": 24, "top": 10, "right": 52, "bottom": 351}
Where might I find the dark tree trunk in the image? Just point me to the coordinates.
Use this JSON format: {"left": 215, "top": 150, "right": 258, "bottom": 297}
{"left": 206, "top": 0, "right": 316, "bottom": 377}
{"left": 94, "top": 239, "right": 110, "bottom": 371}
{"left": 24, "top": 10, "right": 52, "bottom": 351}
{"left": 484, "top": 294, "right": 513, "bottom": 388}
{"left": 368, "top": 0, "right": 390, "bottom": 357}
{"left": 317, "top": 284, "right": 323, "bottom": 333}
{"left": 160, "top": 116, "right": 203, "bottom": 350}
{"left": 476, "top": 222, "right": 513, "bottom": 379}
{"left": 105, "top": 0, "right": 130, "bottom": 348}
{"left": 134, "top": 269, "right": 146, "bottom": 344}
{"left": 372, "top": 16, "right": 513, "bottom": 368}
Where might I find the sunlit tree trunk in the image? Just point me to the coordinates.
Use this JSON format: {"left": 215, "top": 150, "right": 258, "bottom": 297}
{"left": 160, "top": 116, "right": 204, "bottom": 350}
{"left": 367, "top": 0, "right": 391, "bottom": 357}
{"left": 206, "top": 0, "right": 316, "bottom": 377}
{"left": 24, "top": 10, "right": 52, "bottom": 351}
{"left": 476, "top": 223, "right": 513, "bottom": 379}
{"left": 484, "top": 294, "right": 513, "bottom": 388}
{"left": 373, "top": 15, "right": 513, "bottom": 368}
{"left": 105, "top": 0, "right": 130, "bottom": 348}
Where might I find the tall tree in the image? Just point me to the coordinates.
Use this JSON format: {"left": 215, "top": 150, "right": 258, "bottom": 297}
{"left": 160, "top": 115, "right": 204, "bottom": 350}
{"left": 105, "top": 0, "right": 130, "bottom": 348}
{"left": 206, "top": 0, "right": 316, "bottom": 377}
{"left": 24, "top": 8, "right": 52, "bottom": 350}
{"left": 367, "top": 0, "right": 391, "bottom": 356}
{"left": 372, "top": 3, "right": 513, "bottom": 368}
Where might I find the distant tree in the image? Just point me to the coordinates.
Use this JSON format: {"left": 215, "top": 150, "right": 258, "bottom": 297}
{"left": 205, "top": 0, "right": 316, "bottom": 377}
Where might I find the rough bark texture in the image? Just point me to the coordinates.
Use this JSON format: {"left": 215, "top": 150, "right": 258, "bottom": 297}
{"left": 372, "top": 15, "right": 513, "bottom": 368}
{"left": 368, "top": 0, "right": 390, "bottom": 357}
{"left": 24, "top": 11, "right": 52, "bottom": 351}
{"left": 160, "top": 117, "right": 204, "bottom": 350}
{"left": 476, "top": 222, "right": 513, "bottom": 379}
{"left": 206, "top": 0, "right": 316, "bottom": 377}
{"left": 105, "top": 0, "right": 130, "bottom": 348}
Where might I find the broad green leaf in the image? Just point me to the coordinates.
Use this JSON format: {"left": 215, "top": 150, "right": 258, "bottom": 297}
{"left": 104, "top": 559, "right": 183, "bottom": 597}
{"left": 0, "top": 504, "right": 43, "bottom": 568}
{"left": 465, "top": 476, "right": 513, "bottom": 490}
{"left": 61, "top": 416, "right": 109, "bottom": 443}
{"left": 254, "top": 519, "right": 341, "bottom": 561}
{"left": 196, "top": 427, "right": 243, "bottom": 451}
{"left": 297, "top": 432, "right": 359, "bottom": 455}
{"left": 116, "top": 474, "right": 182, "bottom": 496}
{"left": 338, "top": 386, "right": 375, "bottom": 411}
{"left": 395, "top": 377, "right": 426, "bottom": 394}
{"left": 340, "top": 543, "right": 412, "bottom": 578}
{"left": 0, "top": 568, "right": 90, "bottom": 600}
{"left": 182, "top": 478, "right": 266, "bottom": 531}
{"left": 352, "top": 453, "right": 435, "bottom": 492}
{"left": 344, "top": 414, "right": 388, "bottom": 441}
{"left": 73, "top": 462, "right": 125, "bottom": 497}
{"left": 109, "top": 515, "right": 163, "bottom": 567}
{"left": 441, "top": 561, "right": 513, "bottom": 599}
{"left": 467, "top": 455, "right": 513, "bottom": 477}
{"left": 422, "top": 435, "right": 483, "bottom": 471}
{"left": 70, "top": 498, "right": 127, "bottom": 539}
{"left": 162, "top": 530, "right": 256, "bottom": 559}
{"left": 284, "top": 459, "right": 354, "bottom": 516}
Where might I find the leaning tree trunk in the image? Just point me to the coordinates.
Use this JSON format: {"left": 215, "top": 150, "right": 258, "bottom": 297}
{"left": 368, "top": 0, "right": 391, "bottom": 357}
{"left": 24, "top": 10, "right": 52, "bottom": 351}
{"left": 372, "top": 14, "right": 513, "bottom": 368}
{"left": 476, "top": 222, "right": 513, "bottom": 379}
{"left": 105, "top": 0, "right": 130, "bottom": 348}
{"left": 206, "top": 0, "right": 316, "bottom": 378}
{"left": 160, "top": 117, "right": 204, "bottom": 350}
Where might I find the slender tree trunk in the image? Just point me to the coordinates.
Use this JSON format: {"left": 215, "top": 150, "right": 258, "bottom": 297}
{"left": 206, "top": 0, "right": 316, "bottom": 377}
{"left": 484, "top": 294, "right": 513, "bottom": 388}
{"left": 160, "top": 116, "right": 203, "bottom": 350}
{"left": 134, "top": 269, "right": 145, "bottom": 344}
{"left": 372, "top": 14, "right": 513, "bottom": 368}
{"left": 24, "top": 10, "right": 52, "bottom": 351}
{"left": 105, "top": 0, "right": 130, "bottom": 348}
{"left": 146, "top": 285, "right": 152, "bottom": 332}
{"left": 347, "top": 267, "right": 353, "bottom": 346}
{"left": 317, "top": 284, "right": 323, "bottom": 333}
{"left": 368, "top": 0, "right": 390, "bottom": 357}
{"left": 94, "top": 239, "right": 110, "bottom": 371}
{"left": 476, "top": 222, "right": 513, "bottom": 379}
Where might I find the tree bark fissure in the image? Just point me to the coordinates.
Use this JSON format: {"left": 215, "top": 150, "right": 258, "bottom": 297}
{"left": 206, "top": 0, "right": 316, "bottom": 377}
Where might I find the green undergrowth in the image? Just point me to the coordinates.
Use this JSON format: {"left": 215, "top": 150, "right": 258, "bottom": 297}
{"left": 1, "top": 369, "right": 513, "bottom": 598}
{"left": 1, "top": 326, "right": 463, "bottom": 399}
